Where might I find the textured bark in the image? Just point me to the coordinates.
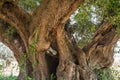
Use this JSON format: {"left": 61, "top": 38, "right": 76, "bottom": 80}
{"left": 0, "top": 20, "right": 23, "bottom": 62}
{"left": 0, "top": 0, "right": 31, "bottom": 51}
{"left": 83, "top": 22, "right": 120, "bottom": 70}
{"left": 28, "top": 0, "right": 84, "bottom": 79}
{"left": 0, "top": 0, "right": 119, "bottom": 80}
{"left": 0, "top": 0, "right": 84, "bottom": 80}
{"left": 0, "top": 20, "right": 29, "bottom": 80}
{"left": 56, "top": 25, "right": 97, "bottom": 80}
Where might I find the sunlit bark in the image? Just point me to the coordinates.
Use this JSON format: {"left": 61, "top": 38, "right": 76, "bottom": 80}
{"left": 0, "top": 0, "right": 119, "bottom": 80}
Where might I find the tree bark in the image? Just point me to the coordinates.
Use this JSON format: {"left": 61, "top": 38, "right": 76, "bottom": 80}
{"left": 83, "top": 22, "right": 120, "bottom": 70}
{"left": 0, "top": 0, "right": 31, "bottom": 51}
{"left": 56, "top": 24, "right": 97, "bottom": 80}
{"left": 0, "top": 0, "right": 119, "bottom": 80}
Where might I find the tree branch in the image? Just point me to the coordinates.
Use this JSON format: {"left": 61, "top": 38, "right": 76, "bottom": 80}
{"left": 82, "top": 22, "right": 120, "bottom": 69}
{"left": 30, "top": 0, "right": 84, "bottom": 32}
{"left": 0, "top": 26, "right": 23, "bottom": 63}
{"left": 29, "top": 0, "right": 84, "bottom": 52}
{"left": 0, "top": 0, "right": 31, "bottom": 51}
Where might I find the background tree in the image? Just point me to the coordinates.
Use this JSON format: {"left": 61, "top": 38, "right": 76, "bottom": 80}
{"left": 0, "top": 0, "right": 120, "bottom": 80}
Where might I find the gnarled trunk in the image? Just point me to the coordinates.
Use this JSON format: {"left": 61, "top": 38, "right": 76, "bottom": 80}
{"left": 56, "top": 26, "right": 97, "bottom": 80}
{"left": 56, "top": 22, "right": 120, "bottom": 80}
{"left": 0, "top": 0, "right": 119, "bottom": 80}
{"left": 83, "top": 22, "right": 119, "bottom": 70}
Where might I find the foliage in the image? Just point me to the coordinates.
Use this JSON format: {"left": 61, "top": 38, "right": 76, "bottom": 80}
{"left": 19, "top": 0, "right": 41, "bottom": 12}
{"left": 96, "top": 67, "right": 120, "bottom": 80}
{"left": 4, "top": 25, "right": 16, "bottom": 37}
{"left": 25, "top": 76, "right": 34, "bottom": 80}
{"left": 111, "top": 67, "right": 120, "bottom": 80}
{"left": 91, "top": 0, "right": 120, "bottom": 28}
{"left": 97, "top": 69, "right": 115, "bottom": 80}
{"left": 0, "top": 75, "right": 17, "bottom": 80}
{"left": 50, "top": 73, "right": 56, "bottom": 80}
{"left": 0, "top": 75, "right": 34, "bottom": 80}
{"left": 70, "top": 0, "right": 120, "bottom": 48}
{"left": 0, "top": 0, "right": 120, "bottom": 79}
{"left": 70, "top": 2, "right": 98, "bottom": 48}
{"left": 19, "top": 55, "right": 34, "bottom": 80}
{"left": 28, "top": 32, "right": 39, "bottom": 67}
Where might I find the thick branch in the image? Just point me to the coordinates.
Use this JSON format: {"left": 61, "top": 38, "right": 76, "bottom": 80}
{"left": 30, "top": 0, "right": 84, "bottom": 32}
{"left": 0, "top": 28, "right": 22, "bottom": 63}
{"left": 29, "top": 0, "right": 84, "bottom": 52}
{"left": 83, "top": 22, "right": 120, "bottom": 69}
{"left": 0, "top": 0, "right": 31, "bottom": 51}
{"left": 56, "top": 25, "right": 97, "bottom": 80}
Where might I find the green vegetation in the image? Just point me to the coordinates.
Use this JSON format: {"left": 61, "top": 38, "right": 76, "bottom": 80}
{"left": 111, "top": 68, "right": 120, "bottom": 80}
{"left": 0, "top": 0, "right": 120, "bottom": 79}
{"left": 97, "top": 69, "right": 115, "bottom": 80}
{"left": 0, "top": 75, "right": 17, "bottom": 80}
{"left": 50, "top": 73, "right": 56, "bottom": 80}
{"left": 96, "top": 68, "right": 120, "bottom": 80}
{"left": 4, "top": 25, "right": 16, "bottom": 37}
{"left": 19, "top": 0, "right": 40, "bottom": 11}
{"left": 72, "top": 0, "right": 120, "bottom": 48}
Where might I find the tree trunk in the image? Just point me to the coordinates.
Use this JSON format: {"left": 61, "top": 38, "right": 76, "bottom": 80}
{"left": 0, "top": 0, "right": 120, "bottom": 80}
{"left": 56, "top": 26, "right": 97, "bottom": 80}
{"left": 33, "top": 53, "right": 49, "bottom": 80}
